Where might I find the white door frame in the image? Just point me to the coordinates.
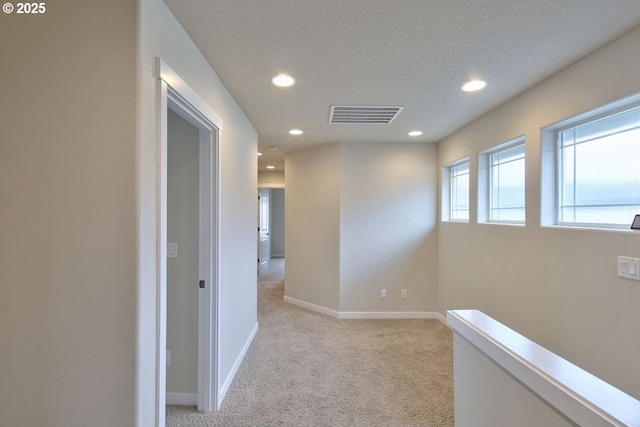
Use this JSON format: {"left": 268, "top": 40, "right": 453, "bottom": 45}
{"left": 258, "top": 188, "right": 271, "bottom": 274}
{"left": 156, "top": 58, "right": 223, "bottom": 426}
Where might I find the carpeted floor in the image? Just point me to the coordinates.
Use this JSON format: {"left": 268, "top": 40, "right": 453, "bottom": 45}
{"left": 167, "top": 258, "right": 454, "bottom": 426}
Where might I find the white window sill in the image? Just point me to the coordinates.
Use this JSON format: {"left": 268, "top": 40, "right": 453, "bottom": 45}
{"left": 479, "top": 221, "right": 526, "bottom": 227}
{"left": 541, "top": 224, "right": 639, "bottom": 235}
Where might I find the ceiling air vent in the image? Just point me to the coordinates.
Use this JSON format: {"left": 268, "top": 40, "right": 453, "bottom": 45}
{"left": 329, "top": 105, "right": 404, "bottom": 124}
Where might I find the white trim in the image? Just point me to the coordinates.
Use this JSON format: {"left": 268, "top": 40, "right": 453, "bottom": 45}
{"left": 541, "top": 92, "right": 640, "bottom": 230}
{"left": 283, "top": 296, "right": 341, "bottom": 318}
{"left": 156, "top": 57, "right": 222, "bottom": 424}
{"left": 435, "top": 311, "right": 447, "bottom": 323}
{"left": 283, "top": 296, "right": 447, "bottom": 322}
{"left": 155, "top": 60, "right": 223, "bottom": 131}
{"left": 441, "top": 156, "right": 470, "bottom": 223}
{"left": 447, "top": 309, "right": 640, "bottom": 427}
{"left": 477, "top": 136, "right": 526, "bottom": 225}
{"left": 218, "top": 322, "right": 259, "bottom": 404}
{"left": 540, "top": 224, "right": 639, "bottom": 235}
{"left": 156, "top": 78, "right": 168, "bottom": 427}
{"left": 166, "top": 393, "right": 197, "bottom": 406}
{"left": 339, "top": 311, "right": 443, "bottom": 320}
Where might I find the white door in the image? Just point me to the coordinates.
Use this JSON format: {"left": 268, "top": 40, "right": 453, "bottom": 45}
{"left": 258, "top": 189, "right": 271, "bottom": 274}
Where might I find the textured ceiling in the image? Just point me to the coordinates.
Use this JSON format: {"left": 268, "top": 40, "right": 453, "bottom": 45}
{"left": 162, "top": 0, "right": 640, "bottom": 171}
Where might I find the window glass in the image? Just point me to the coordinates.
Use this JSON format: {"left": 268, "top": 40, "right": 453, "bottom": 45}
{"left": 558, "top": 105, "right": 640, "bottom": 227}
{"left": 489, "top": 143, "right": 525, "bottom": 222}
{"left": 450, "top": 162, "right": 469, "bottom": 220}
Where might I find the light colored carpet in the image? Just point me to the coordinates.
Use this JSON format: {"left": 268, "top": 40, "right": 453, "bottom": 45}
{"left": 167, "top": 258, "right": 454, "bottom": 426}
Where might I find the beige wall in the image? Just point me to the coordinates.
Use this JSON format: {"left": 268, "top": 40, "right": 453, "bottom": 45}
{"left": 258, "top": 170, "right": 285, "bottom": 187}
{"left": 0, "top": 2, "right": 137, "bottom": 426}
{"left": 438, "top": 26, "right": 640, "bottom": 399}
{"left": 1, "top": 0, "right": 259, "bottom": 425}
{"left": 339, "top": 142, "right": 438, "bottom": 312}
{"left": 285, "top": 143, "right": 341, "bottom": 310}
{"left": 285, "top": 141, "right": 439, "bottom": 314}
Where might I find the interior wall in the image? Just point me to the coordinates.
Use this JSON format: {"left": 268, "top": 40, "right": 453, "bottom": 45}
{"left": 166, "top": 109, "right": 199, "bottom": 395}
{"left": 339, "top": 142, "right": 438, "bottom": 312}
{"left": 285, "top": 143, "right": 341, "bottom": 310}
{"left": 270, "top": 188, "right": 286, "bottom": 257}
{"left": 0, "top": 2, "right": 137, "bottom": 426}
{"left": 285, "top": 141, "right": 439, "bottom": 315}
{"left": 138, "top": 0, "right": 258, "bottom": 423}
{"left": 438, "top": 25, "right": 640, "bottom": 399}
{"left": 258, "top": 170, "right": 285, "bottom": 187}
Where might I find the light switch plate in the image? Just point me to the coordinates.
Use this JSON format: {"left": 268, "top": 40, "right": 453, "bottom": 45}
{"left": 617, "top": 256, "right": 640, "bottom": 280}
{"left": 167, "top": 243, "right": 178, "bottom": 258}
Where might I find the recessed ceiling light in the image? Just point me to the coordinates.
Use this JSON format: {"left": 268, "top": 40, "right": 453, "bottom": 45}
{"left": 408, "top": 131, "right": 423, "bottom": 136}
{"left": 257, "top": 152, "right": 263, "bottom": 156}
{"left": 289, "top": 129, "right": 303, "bottom": 135}
{"left": 266, "top": 165, "right": 275, "bottom": 169}
{"left": 271, "top": 74, "right": 295, "bottom": 87}
{"left": 462, "top": 79, "right": 487, "bottom": 92}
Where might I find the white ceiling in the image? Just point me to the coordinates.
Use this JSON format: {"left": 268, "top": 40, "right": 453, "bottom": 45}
{"left": 162, "top": 0, "right": 640, "bottom": 171}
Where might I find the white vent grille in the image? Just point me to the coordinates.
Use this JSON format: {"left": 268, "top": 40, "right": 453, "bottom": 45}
{"left": 329, "top": 105, "right": 404, "bottom": 124}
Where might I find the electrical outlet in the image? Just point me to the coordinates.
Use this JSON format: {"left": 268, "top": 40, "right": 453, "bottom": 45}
{"left": 381, "top": 289, "right": 387, "bottom": 299}
{"left": 401, "top": 289, "right": 407, "bottom": 299}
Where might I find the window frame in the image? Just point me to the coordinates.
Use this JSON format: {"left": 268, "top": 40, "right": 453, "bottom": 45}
{"left": 478, "top": 137, "right": 526, "bottom": 225}
{"left": 443, "top": 158, "right": 470, "bottom": 223}
{"left": 540, "top": 92, "right": 640, "bottom": 233}
{"left": 554, "top": 103, "right": 640, "bottom": 229}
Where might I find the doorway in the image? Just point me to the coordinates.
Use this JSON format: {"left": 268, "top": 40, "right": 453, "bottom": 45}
{"left": 257, "top": 187, "right": 285, "bottom": 275}
{"left": 258, "top": 188, "right": 271, "bottom": 274}
{"left": 156, "top": 59, "right": 222, "bottom": 426}
{"left": 166, "top": 109, "right": 199, "bottom": 406}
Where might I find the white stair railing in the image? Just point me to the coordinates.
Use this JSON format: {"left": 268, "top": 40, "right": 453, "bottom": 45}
{"left": 447, "top": 310, "right": 640, "bottom": 427}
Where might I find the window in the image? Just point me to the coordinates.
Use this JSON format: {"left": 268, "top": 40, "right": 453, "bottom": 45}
{"left": 448, "top": 160, "right": 470, "bottom": 221}
{"left": 479, "top": 139, "right": 525, "bottom": 224}
{"left": 484, "top": 140, "right": 526, "bottom": 223}
{"left": 557, "top": 104, "right": 640, "bottom": 228}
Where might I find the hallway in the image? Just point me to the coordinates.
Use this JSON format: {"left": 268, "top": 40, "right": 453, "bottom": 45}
{"left": 167, "top": 259, "right": 454, "bottom": 426}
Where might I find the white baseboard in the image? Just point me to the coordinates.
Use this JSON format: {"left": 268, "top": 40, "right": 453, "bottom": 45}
{"left": 434, "top": 311, "right": 447, "bottom": 324}
{"left": 339, "top": 311, "right": 445, "bottom": 320}
{"left": 218, "top": 321, "right": 259, "bottom": 406}
{"left": 284, "top": 295, "right": 447, "bottom": 323}
{"left": 283, "top": 295, "right": 341, "bottom": 318}
{"left": 166, "top": 393, "right": 197, "bottom": 406}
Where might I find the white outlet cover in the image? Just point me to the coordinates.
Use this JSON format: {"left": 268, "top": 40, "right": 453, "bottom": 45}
{"left": 618, "top": 256, "right": 640, "bottom": 280}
